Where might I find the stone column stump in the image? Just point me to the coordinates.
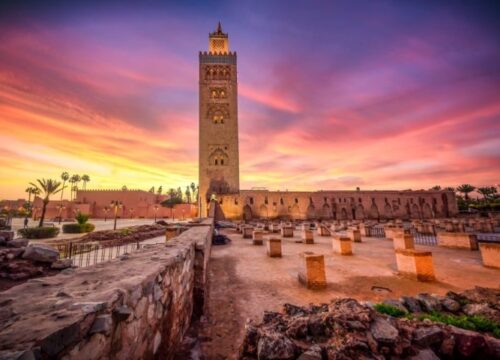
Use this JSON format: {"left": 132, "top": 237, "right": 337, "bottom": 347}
{"left": 317, "top": 225, "right": 331, "bottom": 237}
{"left": 271, "top": 224, "right": 281, "bottom": 233}
{"left": 298, "top": 252, "right": 326, "bottom": 289}
{"left": 281, "top": 226, "right": 294, "bottom": 238}
{"left": 395, "top": 249, "right": 435, "bottom": 281}
{"left": 332, "top": 236, "right": 353, "bottom": 255}
{"left": 479, "top": 242, "right": 500, "bottom": 269}
{"left": 252, "top": 230, "right": 264, "bottom": 245}
{"left": 302, "top": 229, "right": 314, "bottom": 244}
{"left": 393, "top": 234, "right": 415, "bottom": 250}
{"left": 243, "top": 226, "right": 254, "bottom": 239}
{"left": 437, "top": 232, "right": 478, "bottom": 250}
{"left": 347, "top": 229, "right": 362, "bottom": 243}
{"left": 266, "top": 238, "right": 282, "bottom": 257}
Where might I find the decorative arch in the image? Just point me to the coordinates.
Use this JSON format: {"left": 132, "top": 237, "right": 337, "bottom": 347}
{"left": 306, "top": 204, "right": 316, "bottom": 220}
{"left": 208, "top": 148, "right": 229, "bottom": 166}
{"left": 384, "top": 204, "right": 394, "bottom": 219}
{"left": 422, "top": 203, "right": 433, "bottom": 219}
{"left": 410, "top": 204, "right": 421, "bottom": 219}
{"left": 354, "top": 204, "right": 365, "bottom": 220}
{"left": 207, "top": 104, "right": 229, "bottom": 124}
{"left": 369, "top": 204, "right": 379, "bottom": 220}
{"left": 322, "top": 203, "right": 332, "bottom": 219}
{"left": 290, "top": 203, "right": 300, "bottom": 219}
{"left": 339, "top": 208, "right": 348, "bottom": 220}
{"left": 259, "top": 204, "right": 268, "bottom": 219}
{"left": 243, "top": 205, "right": 252, "bottom": 221}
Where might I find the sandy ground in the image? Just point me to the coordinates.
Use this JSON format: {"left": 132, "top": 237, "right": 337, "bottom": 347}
{"left": 195, "top": 228, "right": 500, "bottom": 359}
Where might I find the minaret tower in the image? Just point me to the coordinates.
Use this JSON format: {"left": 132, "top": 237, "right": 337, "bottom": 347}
{"left": 199, "top": 22, "right": 240, "bottom": 216}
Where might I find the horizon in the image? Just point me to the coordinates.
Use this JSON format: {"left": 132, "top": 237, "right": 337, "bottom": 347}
{"left": 1, "top": 0, "right": 499, "bottom": 199}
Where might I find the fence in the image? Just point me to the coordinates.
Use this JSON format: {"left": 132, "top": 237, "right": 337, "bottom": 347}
{"left": 56, "top": 241, "right": 162, "bottom": 268}
{"left": 409, "top": 228, "right": 438, "bottom": 246}
{"left": 368, "top": 226, "right": 385, "bottom": 238}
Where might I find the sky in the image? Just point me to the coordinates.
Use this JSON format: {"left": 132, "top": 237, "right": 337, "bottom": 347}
{"left": 1, "top": 0, "right": 499, "bottom": 199}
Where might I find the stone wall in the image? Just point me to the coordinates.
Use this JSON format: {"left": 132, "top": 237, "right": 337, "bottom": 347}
{"left": 0, "top": 220, "right": 213, "bottom": 360}
{"left": 217, "top": 189, "right": 458, "bottom": 221}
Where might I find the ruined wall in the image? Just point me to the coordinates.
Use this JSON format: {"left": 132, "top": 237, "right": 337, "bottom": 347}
{"left": 0, "top": 220, "right": 213, "bottom": 360}
{"left": 218, "top": 189, "right": 458, "bottom": 220}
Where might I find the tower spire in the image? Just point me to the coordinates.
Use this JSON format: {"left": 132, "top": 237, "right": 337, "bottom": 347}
{"left": 216, "top": 21, "right": 222, "bottom": 34}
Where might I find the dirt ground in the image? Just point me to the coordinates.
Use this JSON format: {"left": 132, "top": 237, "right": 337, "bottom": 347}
{"left": 192, "top": 228, "right": 499, "bottom": 359}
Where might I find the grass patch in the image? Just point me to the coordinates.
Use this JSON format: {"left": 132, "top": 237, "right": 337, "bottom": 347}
{"left": 374, "top": 303, "right": 407, "bottom": 318}
{"left": 418, "top": 312, "right": 499, "bottom": 338}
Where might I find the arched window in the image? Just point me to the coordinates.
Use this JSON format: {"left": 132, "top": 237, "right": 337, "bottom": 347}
{"left": 214, "top": 159, "right": 218, "bottom": 165}
{"left": 220, "top": 159, "right": 224, "bottom": 165}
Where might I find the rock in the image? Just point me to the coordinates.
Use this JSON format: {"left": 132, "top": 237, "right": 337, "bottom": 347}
{"left": 240, "top": 320, "right": 260, "bottom": 356}
{"left": 401, "top": 296, "right": 422, "bottom": 313}
{"left": 298, "top": 345, "right": 322, "bottom": 360}
{"left": 89, "top": 314, "right": 112, "bottom": 335}
{"left": 51, "top": 259, "right": 73, "bottom": 270}
{"left": 286, "top": 317, "right": 308, "bottom": 339}
{"left": 257, "top": 333, "right": 296, "bottom": 360}
{"left": 383, "top": 299, "right": 408, "bottom": 314}
{"left": 7, "top": 238, "right": 28, "bottom": 248}
{"left": 370, "top": 317, "right": 399, "bottom": 344}
{"left": 283, "top": 303, "right": 306, "bottom": 317}
{"left": 308, "top": 315, "right": 326, "bottom": 337}
{"left": 413, "top": 325, "right": 444, "bottom": 347}
{"left": 71, "top": 301, "right": 107, "bottom": 314}
{"left": 463, "top": 303, "right": 498, "bottom": 320}
{"left": 441, "top": 297, "right": 461, "bottom": 312}
{"left": 408, "top": 348, "right": 440, "bottom": 360}
{"left": 113, "top": 305, "right": 133, "bottom": 322}
{"left": 416, "top": 293, "right": 442, "bottom": 312}
{"left": 450, "top": 326, "right": 486, "bottom": 357}
{"left": 22, "top": 244, "right": 58, "bottom": 263}
{"left": 484, "top": 335, "right": 500, "bottom": 359}
{"left": 263, "top": 311, "right": 280, "bottom": 324}
{"left": 61, "top": 268, "right": 75, "bottom": 275}
{"left": 461, "top": 287, "right": 500, "bottom": 307}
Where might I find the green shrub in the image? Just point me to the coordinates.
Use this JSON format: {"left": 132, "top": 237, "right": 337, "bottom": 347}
{"left": 374, "top": 303, "right": 407, "bottom": 318}
{"left": 418, "top": 312, "right": 500, "bottom": 338}
{"left": 119, "top": 228, "right": 132, "bottom": 236}
{"left": 18, "top": 226, "right": 60, "bottom": 239}
{"left": 75, "top": 213, "right": 90, "bottom": 225}
{"left": 62, "top": 223, "right": 95, "bottom": 233}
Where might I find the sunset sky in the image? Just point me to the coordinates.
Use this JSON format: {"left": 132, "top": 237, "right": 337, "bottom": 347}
{"left": 1, "top": 0, "right": 499, "bottom": 199}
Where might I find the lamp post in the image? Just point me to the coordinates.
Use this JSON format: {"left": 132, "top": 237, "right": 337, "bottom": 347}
{"left": 103, "top": 207, "right": 109, "bottom": 222}
{"left": 57, "top": 204, "right": 66, "bottom": 224}
{"left": 110, "top": 200, "right": 122, "bottom": 230}
{"left": 182, "top": 209, "right": 185, "bottom": 221}
{"left": 172, "top": 208, "right": 175, "bottom": 221}
{"left": 129, "top": 208, "right": 134, "bottom": 219}
{"left": 154, "top": 204, "right": 159, "bottom": 223}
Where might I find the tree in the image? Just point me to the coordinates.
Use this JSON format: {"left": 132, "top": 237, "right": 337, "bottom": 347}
{"left": 444, "top": 187, "right": 455, "bottom": 192}
{"left": 30, "top": 179, "right": 62, "bottom": 227}
{"left": 177, "top": 187, "right": 183, "bottom": 201}
{"left": 81, "top": 174, "right": 90, "bottom": 190}
{"left": 25, "top": 187, "right": 35, "bottom": 206}
{"left": 477, "top": 186, "right": 497, "bottom": 201}
{"left": 149, "top": 186, "right": 155, "bottom": 193}
{"left": 122, "top": 185, "right": 128, "bottom": 191}
{"left": 456, "top": 184, "right": 476, "bottom": 201}
{"left": 430, "top": 185, "right": 441, "bottom": 191}
{"left": 157, "top": 186, "right": 163, "bottom": 195}
{"left": 190, "top": 182, "right": 196, "bottom": 202}
{"left": 162, "top": 188, "right": 183, "bottom": 220}
{"left": 70, "top": 174, "right": 81, "bottom": 200}
{"left": 185, "top": 186, "right": 191, "bottom": 204}
{"left": 60, "top": 172, "right": 70, "bottom": 202}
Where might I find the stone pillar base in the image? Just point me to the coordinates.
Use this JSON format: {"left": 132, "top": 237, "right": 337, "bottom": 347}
{"left": 298, "top": 252, "right": 326, "bottom": 289}
{"left": 243, "top": 226, "right": 253, "bottom": 239}
{"left": 347, "top": 229, "right": 362, "bottom": 243}
{"left": 317, "top": 225, "right": 331, "bottom": 237}
{"left": 332, "top": 237, "right": 352, "bottom": 255}
{"left": 395, "top": 249, "right": 435, "bottom": 281}
{"left": 479, "top": 242, "right": 500, "bottom": 269}
{"left": 266, "top": 238, "right": 282, "bottom": 257}
{"left": 281, "top": 227, "right": 294, "bottom": 238}
{"left": 393, "top": 234, "right": 415, "bottom": 250}
{"left": 437, "top": 232, "right": 478, "bottom": 250}
{"left": 302, "top": 229, "right": 314, "bottom": 244}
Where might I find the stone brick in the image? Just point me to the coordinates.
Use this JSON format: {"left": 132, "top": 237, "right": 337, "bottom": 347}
{"left": 266, "top": 238, "right": 282, "bottom": 258}
{"left": 298, "top": 252, "right": 326, "bottom": 290}
{"left": 332, "top": 236, "right": 353, "bottom": 255}
{"left": 395, "top": 249, "right": 435, "bottom": 281}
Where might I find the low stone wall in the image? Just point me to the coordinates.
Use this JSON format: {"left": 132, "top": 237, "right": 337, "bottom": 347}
{"left": 0, "top": 220, "right": 213, "bottom": 360}
{"left": 437, "top": 232, "right": 478, "bottom": 250}
{"left": 479, "top": 242, "right": 500, "bottom": 269}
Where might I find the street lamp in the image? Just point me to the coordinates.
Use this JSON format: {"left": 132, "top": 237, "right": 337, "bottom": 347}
{"left": 110, "top": 200, "right": 122, "bottom": 230}
{"left": 129, "top": 208, "right": 134, "bottom": 219}
{"left": 182, "top": 209, "right": 185, "bottom": 220}
{"left": 153, "top": 204, "right": 159, "bottom": 223}
{"left": 57, "top": 204, "right": 66, "bottom": 224}
{"left": 103, "top": 206, "right": 109, "bottom": 222}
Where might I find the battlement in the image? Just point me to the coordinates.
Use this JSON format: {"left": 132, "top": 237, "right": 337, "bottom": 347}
{"left": 199, "top": 52, "right": 237, "bottom": 65}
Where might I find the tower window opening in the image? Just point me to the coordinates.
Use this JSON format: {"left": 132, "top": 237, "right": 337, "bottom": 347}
{"left": 280, "top": 198, "right": 284, "bottom": 205}
{"left": 214, "top": 159, "right": 218, "bottom": 165}
{"left": 295, "top": 198, "right": 298, "bottom": 204}
{"left": 220, "top": 159, "right": 224, "bottom": 165}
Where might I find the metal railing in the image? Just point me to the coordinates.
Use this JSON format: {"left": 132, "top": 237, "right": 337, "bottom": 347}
{"left": 56, "top": 241, "right": 161, "bottom": 268}
{"left": 368, "top": 227, "right": 385, "bottom": 238}
{"left": 409, "top": 228, "right": 438, "bottom": 246}
{"left": 476, "top": 233, "right": 500, "bottom": 242}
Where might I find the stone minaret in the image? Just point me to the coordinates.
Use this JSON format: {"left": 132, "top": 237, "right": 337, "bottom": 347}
{"left": 199, "top": 23, "right": 239, "bottom": 217}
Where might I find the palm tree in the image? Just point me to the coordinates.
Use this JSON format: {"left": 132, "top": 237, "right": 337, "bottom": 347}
{"left": 477, "top": 186, "right": 497, "bottom": 201}
{"left": 60, "top": 172, "right": 69, "bottom": 202}
{"left": 185, "top": 186, "right": 191, "bottom": 204}
{"left": 190, "top": 183, "right": 196, "bottom": 203}
{"left": 81, "top": 174, "right": 90, "bottom": 190}
{"left": 30, "top": 179, "right": 62, "bottom": 227}
{"left": 456, "top": 184, "right": 476, "bottom": 201}
{"left": 444, "top": 187, "right": 455, "bottom": 192}
{"left": 25, "top": 187, "right": 34, "bottom": 205}
{"left": 70, "top": 174, "right": 81, "bottom": 200}
{"left": 430, "top": 185, "right": 441, "bottom": 191}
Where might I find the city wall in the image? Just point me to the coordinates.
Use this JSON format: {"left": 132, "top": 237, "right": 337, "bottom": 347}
{"left": 217, "top": 189, "right": 457, "bottom": 220}
{"left": 0, "top": 220, "right": 213, "bottom": 360}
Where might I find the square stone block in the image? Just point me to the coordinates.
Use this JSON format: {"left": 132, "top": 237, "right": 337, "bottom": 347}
{"left": 346, "top": 229, "right": 362, "bottom": 243}
{"left": 384, "top": 227, "right": 405, "bottom": 241}
{"left": 271, "top": 224, "right": 281, "bottom": 233}
{"left": 281, "top": 226, "right": 294, "bottom": 238}
{"left": 479, "top": 242, "right": 500, "bottom": 269}
{"left": 252, "top": 230, "right": 264, "bottom": 245}
{"left": 393, "top": 234, "right": 415, "bottom": 250}
{"left": 298, "top": 252, "right": 326, "bottom": 289}
{"left": 332, "top": 236, "right": 352, "bottom": 255}
{"left": 359, "top": 224, "right": 370, "bottom": 237}
{"left": 317, "top": 225, "right": 331, "bottom": 237}
{"left": 437, "top": 232, "right": 478, "bottom": 250}
{"left": 243, "top": 226, "right": 254, "bottom": 239}
{"left": 395, "top": 249, "right": 435, "bottom": 281}
{"left": 302, "top": 229, "right": 314, "bottom": 244}
{"left": 266, "top": 238, "right": 282, "bottom": 257}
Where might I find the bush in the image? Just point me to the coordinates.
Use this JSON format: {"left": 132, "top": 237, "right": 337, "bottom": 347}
{"left": 75, "top": 212, "right": 90, "bottom": 225}
{"left": 62, "top": 223, "right": 95, "bottom": 233}
{"left": 18, "top": 226, "right": 60, "bottom": 239}
{"left": 373, "top": 303, "right": 407, "bottom": 318}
